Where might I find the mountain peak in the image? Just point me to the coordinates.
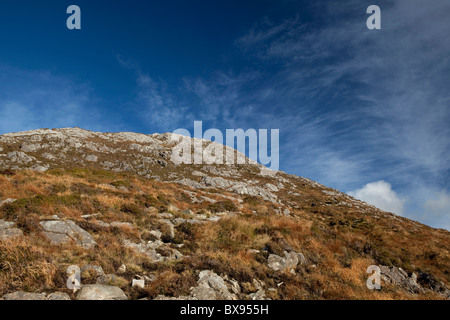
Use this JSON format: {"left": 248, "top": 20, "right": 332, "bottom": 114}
{"left": 0, "top": 128, "right": 449, "bottom": 300}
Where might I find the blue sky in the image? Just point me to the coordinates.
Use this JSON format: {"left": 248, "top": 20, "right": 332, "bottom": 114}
{"left": 0, "top": 0, "right": 449, "bottom": 230}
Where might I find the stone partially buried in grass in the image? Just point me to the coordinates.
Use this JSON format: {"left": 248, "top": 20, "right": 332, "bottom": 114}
{"left": 40, "top": 220, "right": 97, "bottom": 248}
{"left": 76, "top": 284, "right": 128, "bottom": 300}
{"left": 0, "top": 220, "right": 24, "bottom": 241}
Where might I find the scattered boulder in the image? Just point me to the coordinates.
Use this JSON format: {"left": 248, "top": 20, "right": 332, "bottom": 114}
{"left": 149, "top": 230, "right": 162, "bottom": 240}
{"left": 31, "top": 164, "right": 48, "bottom": 172}
{"left": 190, "top": 270, "right": 236, "bottom": 300}
{"left": 2, "top": 291, "right": 69, "bottom": 300}
{"left": 76, "top": 284, "right": 128, "bottom": 300}
{"left": 6, "top": 151, "right": 35, "bottom": 164}
{"left": 0, "top": 220, "right": 15, "bottom": 229}
{"left": 0, "top": 220, "right": 23, "bottom": 241}
{"left": 85, "top": 155, "right": 98, "bottom": 162}
{"left": 3, "top": 292, "right": 47, "bottom": 300}
{"left": 380, "top": 266, "right": 424, "bottom": 294}
{"left": 267, "top": 251, "right": 301, "bottom": 272}
{"left": 40, "top": 220, "right": 97, "bottom": 248}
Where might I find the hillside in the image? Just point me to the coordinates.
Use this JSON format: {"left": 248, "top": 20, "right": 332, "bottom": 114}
{"left": 0, "top": 128, "right": 448, "bottom": 300}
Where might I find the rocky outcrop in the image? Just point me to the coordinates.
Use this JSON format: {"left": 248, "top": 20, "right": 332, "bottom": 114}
{"left": 0, "top": 127, "right": 266, "bottom": 177}
{"left": 0, "top": 128, "right": 282, "bottom": 203}
{"left": 380, "top": 266, "right": 422, "bottom": 294}
{"left": 190, "top": 270, "right": 236, "bottom": 300}
{"left": 40, "top": 220, "right": 96, "bottom": 248}
{"left": 0, "top": 127, "right": 448, "bottom": 301}
{"left": 123, "top": 238, "right": 183, "bottom": 262}
{"left": 380, "top": 266, "right": 450, "bottom": 297}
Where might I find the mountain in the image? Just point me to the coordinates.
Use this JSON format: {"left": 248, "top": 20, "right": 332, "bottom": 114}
{"left": 0, "top": 127, "right": 448, "bottom": 300}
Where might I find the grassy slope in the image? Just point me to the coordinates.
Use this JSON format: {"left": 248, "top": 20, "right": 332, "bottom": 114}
{"left": 0, "top": 168, "right": 448, "bottom": 300}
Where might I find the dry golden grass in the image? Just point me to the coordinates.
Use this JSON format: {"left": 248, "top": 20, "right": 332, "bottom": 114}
{"left": 0, "top": 168, "right": 448, "bottom": 300}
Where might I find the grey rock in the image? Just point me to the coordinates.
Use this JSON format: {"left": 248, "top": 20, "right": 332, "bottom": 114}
{"left": 297, "top": 252, "right": 307, "bottom": 265}
{"left": 380, "top": 266, "right": 426, "bottom": 294}
{"left": 229, "top": 279, "right": 241, "bottom": 295}
{"left": 154, "top": 295, "right": 198, "bottom": 300}
{"left": 3, "top": 292, "right": 47, "bottom": 300}
{"left": 249, "top": 289, "right": 269, "bottom": 300}
{"left": 0, "top": 199, "right": 16, "bottom": 207}
{"left": 284, "top": 251, "right": 299, "bottom": 270}
{"left": 265, "top": 183, "right": 278, "bottom": 192}
{"left": 85, "top": 155, "right": 98, "bottom": 162}
{"left": 31, "top": 164, "right": 48, "bottom": 172}
{"left": 47, "top": 292, "right": 71, "bottom": 300}
{"left": 42, "top": 231, "right": 71, "bottom": 244}
{"left": 20, "top": 143, "right": 41, "bottom": 153}
{"left": 0, "top": 228, "right": 24, "bottom": 240}
{"left": 40, "top": 220, "right": 97, "bottom": 248}
{"left": 398, "top": 268, "right": 408, "bottom": 278}
{"left": 149, "top": 230, "right": 162, "bottom": 239}
{"left": 380, "top": 266, "right": 407, "bottom": 286}
{"left": 401, "top": 277, "right": 423, "bottom": 294}
{"left": 6, "top": 151, "right": 35, "bottom": 164}
{"left": 190, "top": 270, "right": 236, "bottom": 300}
{"left": 268, "top": 251, "right": 299, "bottom": 272}
{"left": 0, "top": 220, "right": 16, "bottom": 230}
{"left": 267, "top": 254, "right": 285, "bottom": 272}
{"left": 76, "top": 284, "right": 128, "bottom": 300}
{"left": 190, "top": 285, "right": 217, "bottom": 300}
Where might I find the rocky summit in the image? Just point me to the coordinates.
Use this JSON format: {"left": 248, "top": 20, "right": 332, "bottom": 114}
{"left": 0, "top": 127, "right": 448, "bottom": 300}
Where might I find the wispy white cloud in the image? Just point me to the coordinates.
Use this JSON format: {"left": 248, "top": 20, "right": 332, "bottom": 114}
{"left": 232, "top": 0, "right": 450, "bottom": 228}
{"left": 118, "top": 1, "right": 450, "bottom": 229}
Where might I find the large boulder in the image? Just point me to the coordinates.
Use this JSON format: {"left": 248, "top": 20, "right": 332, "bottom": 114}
{"left": 76, "top": 284, "right": 128, "bottom": 300}
{"left": 190, "top": 270, "right": 236, "bottom": 300}
{"left": 40, "top": 220, "right": 96, "bottom": 248}
{"left": 268, "top": 251, "right": 299, "bottom": 272}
